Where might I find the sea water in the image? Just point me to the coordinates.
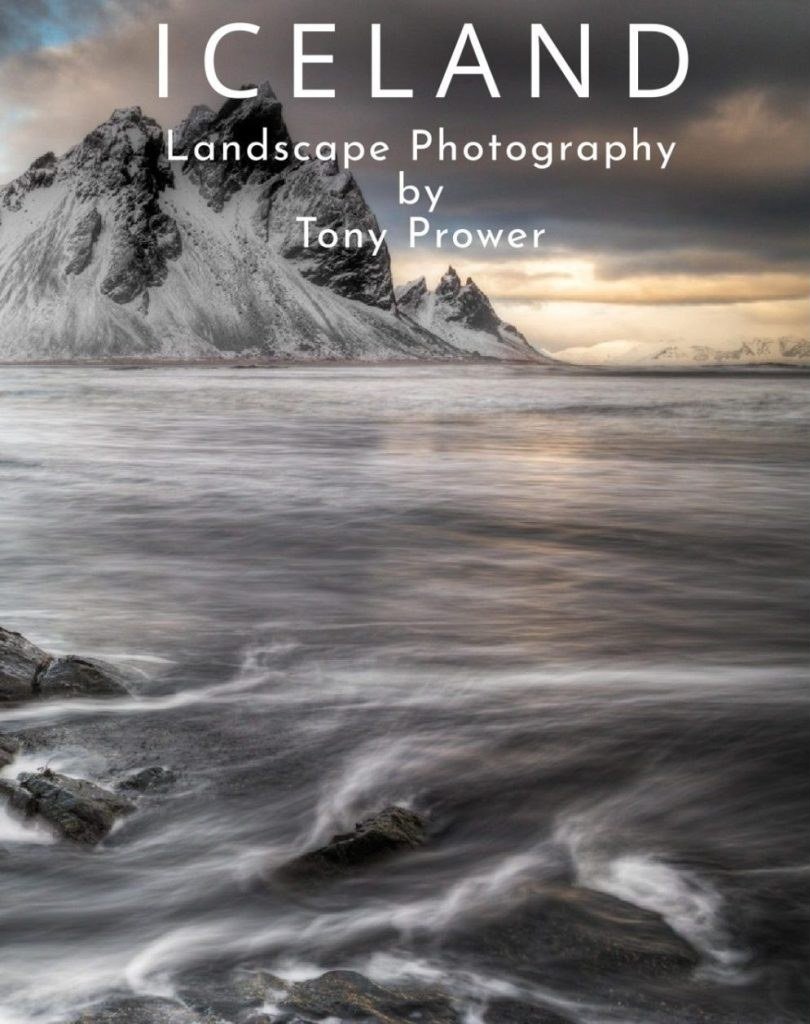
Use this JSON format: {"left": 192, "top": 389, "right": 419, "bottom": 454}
{"left": 0, "top": 364, "right": 807, "bottom": 1023}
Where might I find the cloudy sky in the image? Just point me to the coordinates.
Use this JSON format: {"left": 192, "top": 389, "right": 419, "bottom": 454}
{"left": 0, "top": 0, "right": 807, "bottom": 352}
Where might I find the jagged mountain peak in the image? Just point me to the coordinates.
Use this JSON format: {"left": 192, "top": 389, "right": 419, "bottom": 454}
{"left": 73, "top": 104, "right": 163, "bottom": 150}
{"left": 1, "top": 151, "right": 58, "bottom": 212}
{"left": 108, "top": 105, "right": 144, "bottom": 123}
{"left": 173, "top": 105, "right": 215, "bottom": 150}
{"left": 259, "top": 157, "right": 395, "bottom": 309}
{"left": 0, "top": 86, "right": 541, "bottom": 363}
{"left": 396, "top": 270, "right": 539, "bottom": 360}
{"left": 30, "top": 151, "right": 57, "bottom": 168}
{"left": 22, "top": 104, "right": 174, "bottom": 217}
{"left": 437, "top": 266, "right": 462, "bottom": 295}
{"left": 0, "top": 100, "right": 178, "bottom": 311}
{"left": 396, "top": 277, "right": 428, "bottom": 307}
{"left": 187, "top": 81, "right": 282, "bottom": 141}
{"left": 180, "top": 83, "right": 291, "bottom": 211}
{"left": 433, "top": 267, "right": 512, "bottom": 337}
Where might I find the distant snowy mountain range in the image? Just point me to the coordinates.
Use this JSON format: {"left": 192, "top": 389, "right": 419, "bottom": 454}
{"left": 556, "top": 337, "right": 810, "bottom": 368}
{"left": 0, "top": 83, "right": 540, "bottom": 363}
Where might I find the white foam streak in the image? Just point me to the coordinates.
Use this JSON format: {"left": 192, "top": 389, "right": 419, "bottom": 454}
{"left": 125, "top": 925, "right": 227, "bottom": 998}
{"left": 582, "top": 855, "right": 743, "bottom": 968}
{"left": 0, "top": 804, "right": 55, "bottom": 845}
{"left": 557, "top": 817, "right": 748, "bottom": 975}
{"left": 304, "top": 737, "right": 420, "bottom": 848}
{"left": 120, "top": 844, "right": 557, "bottom": 1000}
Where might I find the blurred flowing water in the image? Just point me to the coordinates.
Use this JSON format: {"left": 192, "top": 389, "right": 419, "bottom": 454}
{"left": 0, "top": 364, "right": 808, "bottom": 1024}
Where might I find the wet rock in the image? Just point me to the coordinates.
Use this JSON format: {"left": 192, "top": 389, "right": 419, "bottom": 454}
{"left": 178, "top": 965, "right": 283, "bottom": 1020}
{"left": 445, "top": 885, "right": 700, "bottom": 986}
{"left": 1, "top": 627, "right": 132, "bottom": 703}
{"left": 1, "top": 777, "right": 31, "bottom": 811}
{"left": 0, "top": 627, "right": 50, "bottom": 703}
{"left": 70, "top": 997, "right": 203, "bottom": 1024}
{"left": 0, "top": 734, "right": 21, "bottom": 768}
{"left": 484, "top": 999, "right": 575, "bottom": 1024}
{"left": 10, "top": 769, "right": 134, "bottom": 844}
{"left": 33, "top": 656, "right": 131, "bottom": 699}
{"left": 182, "top": 965, "right": 561, "bottom": 1024}
{"left": 277, "top": 970, "right": 458, "bottom": 1024}
{"left": 119, "top": 765, "right": 176, "bottom": 792}
{"left": 283, "top": 805, "right": 427, "bottom": 879}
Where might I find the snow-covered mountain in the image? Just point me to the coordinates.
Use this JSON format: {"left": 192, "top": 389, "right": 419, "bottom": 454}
{"left": 556, "top": 337, "right": 810, "bottom": 368}
{"left": 0, "top": 84, "right": 542, "bottom": 363}
{"left": 395, "top": 269, "right": 538, "bottom": 360}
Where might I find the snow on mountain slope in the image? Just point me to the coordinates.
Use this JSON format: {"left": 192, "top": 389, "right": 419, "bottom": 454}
{"left": 556, "top": 337, "right": 810, "bottom": 368}
{"left": 395, "top": 268, "right": 541, "bottom": 360}
{"left": 0, "top": 86, "right": 531, "bottom": 363}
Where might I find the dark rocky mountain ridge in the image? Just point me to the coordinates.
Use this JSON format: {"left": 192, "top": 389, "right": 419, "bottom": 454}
{"left": 0, "top": 85, "right": 542, "bottom": 362}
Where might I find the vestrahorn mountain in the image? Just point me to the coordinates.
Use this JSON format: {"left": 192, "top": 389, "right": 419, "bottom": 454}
{"left": 0, "top": 83, "right": 542, "bottom": 363}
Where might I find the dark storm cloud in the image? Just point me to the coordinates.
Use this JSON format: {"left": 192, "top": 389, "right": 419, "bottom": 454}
{"left": 0, "top": 0, "right": 808, "bottom": 290}
{"left": 136, "top": 0, "right": 808, "bottom": 276}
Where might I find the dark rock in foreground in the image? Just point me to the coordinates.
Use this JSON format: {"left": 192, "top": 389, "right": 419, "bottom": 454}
{"left": 0, "top": 627, "right": 50, "bottom": 703}
{"left": 234, "top": 970, "right": 458, "bottom": 1024}
{"left": 280, "top": 970, "right": 458, "bottom": 1024}
{"left": 483, "top": 999, "right": 576, "bottom": 1024}
{"left": 119, "top": 765, "right": 177, "bottom": 792}
{"left": 0, "top": 734, "right": 21, "bottom": 768}
{"left": 33, "top": 655, "right": 131, "bottom": 699}
{"left": 446, "top": 884, "right": 700, "bottom": 985}
{"left": 71, "top": 997, "right": 202, "bottom": 1024}
{"left": 282, "top": 805, "right": 427, "bottom": 879}
{"left": 0, "top": 626, "right": 131, "bottom": 703}
{"left": 183, "top": 966, "right": 580, "bottom": 1024}
{"left": 5, "top": 769, "right": 134, "bottom": 844}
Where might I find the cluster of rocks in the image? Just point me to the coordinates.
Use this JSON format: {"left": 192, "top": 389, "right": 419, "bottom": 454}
{"left": 56, "top": 791, "right": 702, "bottom": 1024}
{"left": 69, "top": 971, "right": 462, "bottom": 1024}
{"left": 2, "top": 625, "right": 705, "bottom": 1024}
{"left": 0, "top": 769, "right": 135, "bottom": 845}
{"left": 71, "top": 969, "right": 570, "bottom": 1024}
{"left": 0, "top": 626, "right": 131, "bottom": 704}
{"left": 68, "top": 915, "right": 700, "bottom": 1024}
{"left": 0, "top": 626, "right": 173, "bottom": 845}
